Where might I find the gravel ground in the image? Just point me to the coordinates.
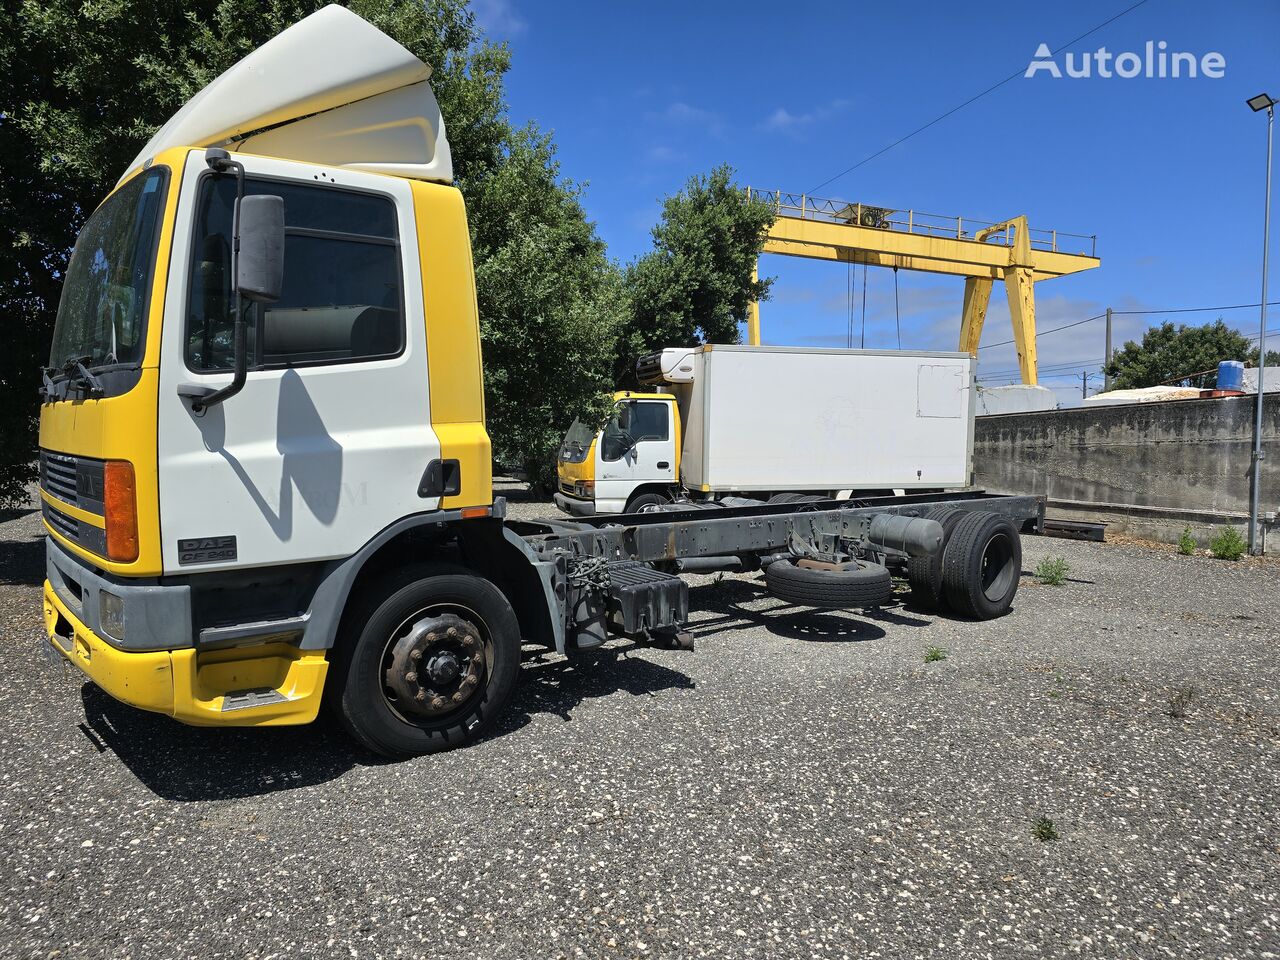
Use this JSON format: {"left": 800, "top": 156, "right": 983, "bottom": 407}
{"left": 1, "top": 484, "right": 1278, "bottom": 959}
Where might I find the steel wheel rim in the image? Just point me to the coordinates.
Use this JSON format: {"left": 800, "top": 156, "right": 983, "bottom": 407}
{"left": 979, "top": 532, "right": 1016, "bottom": 602}
{"left": 379, "top": 602, "right": 494, "bottom": 727}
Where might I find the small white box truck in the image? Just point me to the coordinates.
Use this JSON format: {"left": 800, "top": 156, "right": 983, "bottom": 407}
{"left": 555, "top": 345, "right": 975, "bottom": 516}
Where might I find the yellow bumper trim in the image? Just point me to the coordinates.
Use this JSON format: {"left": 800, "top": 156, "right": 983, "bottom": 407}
{"left": 43, "top": 581, "right": 327, "bottom": 727}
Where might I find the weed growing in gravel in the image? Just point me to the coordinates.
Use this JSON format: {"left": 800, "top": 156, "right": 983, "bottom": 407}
{"left": 1035, "top": 556, "right": 1069, "bottom": 585}
{"left": 1177, "top": 527, "right": 1197, "bottom": 556}
{"left": 1167, "top": 685, "right": 1197, "bottom": 719}
{"left": 1031, "top": 815, "right": 1060, "bottom": 842}
{"left": 924, "top": 646, "right": 947, "bottom": 663}
{"left": 1208, "top": 527, "right": 1247, "bottom": 561}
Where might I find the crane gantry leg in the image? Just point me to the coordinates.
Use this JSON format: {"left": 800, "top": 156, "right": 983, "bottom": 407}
{"left": 1004, "top": 266, "right": 1038, "bottom": 385}
{"left": 959, "top": 277, "right": 993, "bottom": 355}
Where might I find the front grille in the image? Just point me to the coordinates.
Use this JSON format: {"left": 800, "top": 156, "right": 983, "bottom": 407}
{"left": 42, "top": 500, "right": 107, "bottom": 556}
{"left": 39, "top": 449, "right": 104, "bottom": 514}
{"left": 43, "top": 500, "right": 78, "bottom": 540}
{"left": 41, "top": 452, "right": 79, "bottom": 505}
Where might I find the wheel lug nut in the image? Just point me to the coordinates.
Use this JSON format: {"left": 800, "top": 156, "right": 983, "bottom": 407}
{"left": 405, "top": 671, "right": 417, "bottom": 683}
{"left": 463, "top": 635, "right": 477, "bottom": 648}
{"left": 415, "top": 690, "right": 427, "bottom": 702}
{"left": 446, "top": 626, "right": 458, "bottom": 638}
{"left": 451, "top": 691, "right": 465, "bottom": 702}
{"left": 410, "top": 649, "right": 422, "bottom": 662}
{"left": 431, "top": 696, "right": 447, "bottom": 710}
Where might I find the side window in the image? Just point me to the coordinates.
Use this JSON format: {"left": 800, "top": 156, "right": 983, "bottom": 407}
{"left": 600, "top": 401, "right": 669, "bottom": 462}
{"left": 186, "top": 175, "right": 403, "bottom": 371}
{"left": 630, "top": 402, "right": 670, "bottom": 442}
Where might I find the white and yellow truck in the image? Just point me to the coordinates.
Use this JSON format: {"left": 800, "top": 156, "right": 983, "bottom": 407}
{"left": 38, "top": 7, "right": 1042, "bottom": 758}
{"left": 555, "top": 345, "right": 976, "bottom": 516}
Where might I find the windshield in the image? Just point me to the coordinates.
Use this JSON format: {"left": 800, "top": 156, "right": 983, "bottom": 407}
{"left": 49, "top": 168, "right": 168, "bottom": 372}
{"left": 560, "top": 418, "right": 597, "bottom": 463}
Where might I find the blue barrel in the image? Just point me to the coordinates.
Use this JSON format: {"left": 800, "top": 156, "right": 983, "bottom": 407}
{"left": 1218, "top": 360, "right": 1245, "bottom": 392}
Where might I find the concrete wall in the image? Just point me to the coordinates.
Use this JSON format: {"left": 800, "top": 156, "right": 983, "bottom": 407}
{"left": 974, "top": 394, "right": 1280, "bottom": 552}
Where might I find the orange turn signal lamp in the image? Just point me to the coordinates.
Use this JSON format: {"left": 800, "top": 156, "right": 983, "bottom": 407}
{"left": 103, "top": 460, "right": 139, "bottom": 563}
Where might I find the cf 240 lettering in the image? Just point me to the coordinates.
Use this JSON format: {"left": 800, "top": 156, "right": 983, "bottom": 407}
{"left": 178, "top": 536, "right": 238, "bottom": 565}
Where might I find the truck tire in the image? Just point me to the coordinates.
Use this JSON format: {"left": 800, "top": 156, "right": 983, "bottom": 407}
{"left": 625, "top": 491, "right": 670, "bottom": 513}
{"left": 765, "top": 558, "right": 893, "bottom": 609}
{"left": 906, "top": 507, "right": 968, "bottom": 610}
{"left": 329, "top": 563, "right": 521, "bottom": 758}
{"left": 941, "top": 511, "right": 1022, "bottom": 620}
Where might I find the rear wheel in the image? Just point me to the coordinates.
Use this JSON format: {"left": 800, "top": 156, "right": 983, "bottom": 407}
{"left": 941, "top": 512, "right": 1022, "bottom": 620}
{"left": 906, "top": 507, "right": 968, "bottom": 610}
{"left": 330, "top": 564, "right": 521, "bottom": 758}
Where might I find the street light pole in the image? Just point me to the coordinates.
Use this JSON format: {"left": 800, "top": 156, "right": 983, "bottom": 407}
{"left": 1247, "top": 93, "right": 1275, "bottom": 556}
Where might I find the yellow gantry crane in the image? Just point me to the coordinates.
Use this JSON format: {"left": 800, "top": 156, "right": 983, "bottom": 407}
{"left": 745, "top": 190, "right": 1100, "bottom": 384}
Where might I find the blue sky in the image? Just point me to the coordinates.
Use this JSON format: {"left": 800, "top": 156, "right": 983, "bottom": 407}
{"left": 471, "top": 0, "right": 1279, "bottom": 402}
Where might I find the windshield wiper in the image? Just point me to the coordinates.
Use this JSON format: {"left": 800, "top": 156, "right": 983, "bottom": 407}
{"left": 61, "top": 355, "right": 105, "bottom": 398}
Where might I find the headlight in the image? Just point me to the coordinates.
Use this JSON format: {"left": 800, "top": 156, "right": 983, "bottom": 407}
{"left": 99, "top": 591, "right": 125, "bottom": 641}
{"left": 575, "top": 480, "right": 594, "bottom": 497}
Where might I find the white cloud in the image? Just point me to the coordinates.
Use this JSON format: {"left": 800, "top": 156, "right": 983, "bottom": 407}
{"left": 761, "top": 99, "right": 850, "bottom": 134}
{"left": 471, "top": 0, "right": 527, "bottom": 38}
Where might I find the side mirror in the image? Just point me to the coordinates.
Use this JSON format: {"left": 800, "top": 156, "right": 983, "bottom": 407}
{"left": 236, "top": 195, "right": 285, "bottom": 303}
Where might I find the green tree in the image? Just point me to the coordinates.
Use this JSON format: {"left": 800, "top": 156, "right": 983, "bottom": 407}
{"left": 613, "top": 166, "right": 775, "bottom": 384}
{"left": 1105, "top": 319, "right": 1256, "bottom": 390}
{"left": 0, "top": 0, "right": 617, "bottom": 504}
{"left": 469, "top": 126, "right": 621, "bottom": 487}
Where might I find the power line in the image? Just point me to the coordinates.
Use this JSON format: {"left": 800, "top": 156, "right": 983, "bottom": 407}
{"left": 1112, "top": 300, "right": 1280, "bottom": 316}
{"left": 806, "top": 0, "right": 1153, "bottom": 193}
{"left": 976, "top": 300, "right": 1280, "bottom": 353}
{"left": 978, "top": 314, "right": 1105, "bottom": 351}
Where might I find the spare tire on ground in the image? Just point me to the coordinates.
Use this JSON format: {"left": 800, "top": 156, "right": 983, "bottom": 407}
{"left": 765, "top": 558, "right": 893, "bottom": 609}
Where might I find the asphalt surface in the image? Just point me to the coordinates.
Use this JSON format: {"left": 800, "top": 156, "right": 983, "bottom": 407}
{"left": 1, "top": 487, "right": 1278, "bottom": 959}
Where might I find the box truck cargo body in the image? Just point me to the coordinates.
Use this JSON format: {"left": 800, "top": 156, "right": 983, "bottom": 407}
{"left": 555, "top": 345, "right": 975, "bottom": 516}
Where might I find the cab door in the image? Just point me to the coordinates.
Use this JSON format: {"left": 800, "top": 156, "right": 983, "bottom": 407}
{"left": 156, "top": 150, "right": 439, "bottom": 573}
{"left": 594, "top": 398, "right": 676, "bottom": 511}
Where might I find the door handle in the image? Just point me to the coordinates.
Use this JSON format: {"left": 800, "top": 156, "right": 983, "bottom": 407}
{"left": 657, "top": 461, "right": 670, "bottom": 469}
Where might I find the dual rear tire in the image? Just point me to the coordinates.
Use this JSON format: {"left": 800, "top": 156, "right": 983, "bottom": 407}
{"left": 908, "top": 509, "right": 1022, "bottom": 619}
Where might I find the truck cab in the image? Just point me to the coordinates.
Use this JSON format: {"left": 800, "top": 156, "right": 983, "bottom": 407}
{"left": 555, "top": 391, "right": 679, "bottom": 515}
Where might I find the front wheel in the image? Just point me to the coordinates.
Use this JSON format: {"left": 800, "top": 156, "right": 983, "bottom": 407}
{"left": 330, "top": 564, "right": 521, "bottom": 758}
{"left": 625, "top": 491, "right": 670, "bottom": 513}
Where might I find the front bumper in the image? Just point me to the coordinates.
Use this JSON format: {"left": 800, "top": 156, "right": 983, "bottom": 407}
{"left": 42, "top": 578, "right": 327, "bottom": 727}
{"left": 554, "top": 491, "right": 598, "bottom": 517}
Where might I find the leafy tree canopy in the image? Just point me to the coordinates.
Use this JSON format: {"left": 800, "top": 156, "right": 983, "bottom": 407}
{"left": 613, "top": 166, "right": 775, "bottom": 384}
{"left": 1104, "top": 319, "right": 1271, "bottom": 390}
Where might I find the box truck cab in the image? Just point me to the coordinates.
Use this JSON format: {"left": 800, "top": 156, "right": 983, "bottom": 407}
{"left": 556, "top": 391, "right": 680, "bottom": 515}
{"left": 555, "top": 345, "right": 977, "bottom": 516}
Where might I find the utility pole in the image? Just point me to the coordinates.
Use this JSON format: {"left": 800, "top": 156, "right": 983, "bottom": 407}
{"left": 1104, "top": 307, "right": 1113, "bottom": 391}
{"left": 1247, "top": 93, "right": 1275, "bottom": 556}
{"left": 1081, "top": 370, "right": 1089, "bottom": 399}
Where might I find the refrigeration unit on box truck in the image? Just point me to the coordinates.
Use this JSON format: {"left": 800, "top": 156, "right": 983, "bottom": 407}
{"left": 555, "top": 345, "right": 975, "bottom": 517}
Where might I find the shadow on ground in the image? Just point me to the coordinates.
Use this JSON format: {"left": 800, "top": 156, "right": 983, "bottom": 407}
{"left": 79, "top": 644, "right": 695, "bottom": 802}
{"left": 0, "top": 521, "right": 44, "bottom": 587}
{"left": 687, "top": 577, "right": 933, "bottom": 643}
